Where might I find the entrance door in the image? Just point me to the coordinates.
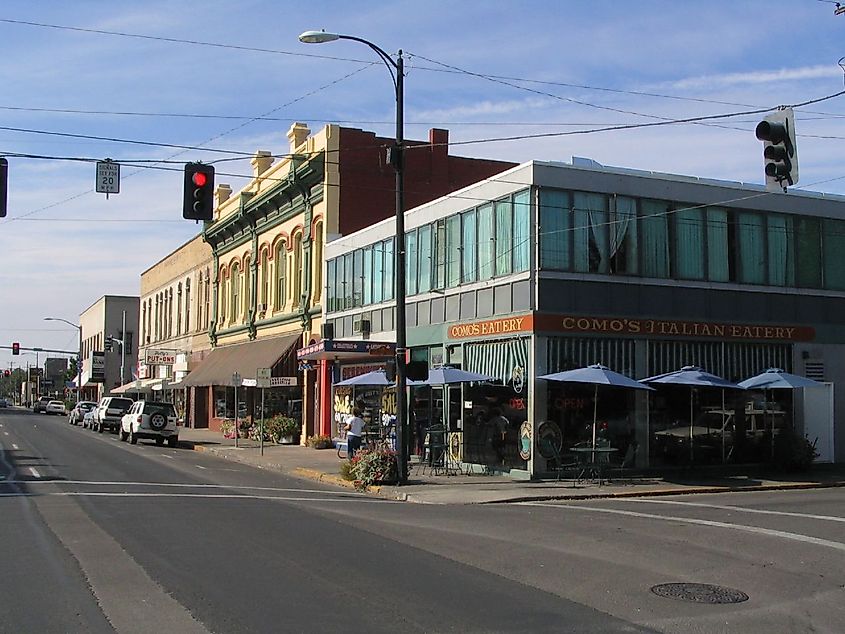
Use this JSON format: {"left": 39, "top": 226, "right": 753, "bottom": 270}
{"left": 803, "top": 383, "right": 834, "bottom": 463}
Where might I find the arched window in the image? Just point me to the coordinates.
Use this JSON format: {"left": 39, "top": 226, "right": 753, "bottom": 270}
{"left": 312, "top": 222, "right": 324, "bottom": 305}
{"left": 196, "top": 271, "right": 203, "bottom": 331}
{"left": 185, "top": 278, "right": 191, "bottom": 334}
{"left": 274, "top": 240, "right": 286, "bottom": 312}
{"left": 218, "top": 268, "right": 227, "bottom": 324}
{"left": 244, "top": 255, "right": 252, "bottom": 318}
{"left": 167, "top": 288, "right": 174, "bottom": 338}
{"left": 205, "top": 268, "right": 211, "bottom": 329}
{"left": 176, "top": 283, "right": 183, "bottom": 337}
{"left": 231, "top": 263, "right": 240, "bottom": 323}
{"left": 260, "top": 250, "right": 269, "bottom": 311}
{"left": 292, "top": 232, "right": 302, "bottom": 307}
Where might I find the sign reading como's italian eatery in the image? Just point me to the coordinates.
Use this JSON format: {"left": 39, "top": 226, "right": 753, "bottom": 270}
{"left": 533, "top": 314, "right": 815, "bottom": 341}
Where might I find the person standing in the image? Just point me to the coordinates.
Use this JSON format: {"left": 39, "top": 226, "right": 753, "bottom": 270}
{"left": 345, "top": 407, "right": 365, "bottom": 459}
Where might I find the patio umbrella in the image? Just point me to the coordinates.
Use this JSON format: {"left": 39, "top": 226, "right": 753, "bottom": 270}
{"left": 641, "top": 365, "right": 745, "bottom": 463}
{"left": 334, "top": 370, "right": 392, "bottom": 387}
{"left": 409, "top": 366, "right": 492, "bottom": 386}
{"left": 738, "top": 368, "right": 825, "bottom": 457}
{"left": 539, "top": 364, "right": 654, "bottom": 461}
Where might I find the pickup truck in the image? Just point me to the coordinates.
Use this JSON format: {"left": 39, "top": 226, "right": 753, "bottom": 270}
{"left": 92, "top": 396, "right": 134, "bottom": 433}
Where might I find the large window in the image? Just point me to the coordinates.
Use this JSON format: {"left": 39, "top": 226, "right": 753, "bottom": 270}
{"left": 373, "top": 241, "right": 384, "bottom": 304}
{"left": 675, "top": 207, "right": 705, "bottom": 280}
{"left": 275, "top": 240, "right": 286, "bottom": 312}
{"left": 461, "top": 210, "right": 476, "bottom": 283}
{"left": 513, "top": 190, "right": 531, "bottom": 272}
{"left": 260, "top": 251, "right": 269, "bottom": 309}
{"left": 313, "top": 222, "right": 323, "bottom": 305}
{"left": 707, "top": 207, "right": 730, "bottom": 282}
{"left": 796, "top": 217, "right": 821, "bottom": 288}
{"left": 640, "top": 199, "right": 670, "bottom": 278}
{"left": 383, "top": 239, "right": 394, "bottom": 301}
{"left": 363, "top": 245, "right": 373, "bottom": 305}
{"left": 446, "top": 215, "right": 461, "bottom": 288}
{"left": 477, "top": 204, "right": 495, "bottom": 279}
{"left": 231, "top": 263, "right": 241, "bottom": 321}
{"left": 292, "top": 233, "right": 302, "bottom": 307}
{"left": 406, "top": 229, "right": 418, "bottom": 295}
{"left": 495, "top": 199, "right": 513, "bottom": 276}
{"left": 418, "top": 224, "right": 432, "bottom": 292}
{"left": 737, "top": 212, "right": 765, "bottom": 284}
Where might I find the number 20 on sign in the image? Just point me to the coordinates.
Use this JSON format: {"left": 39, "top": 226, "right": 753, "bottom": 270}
{"left": 96, "top": 160, "right": 120, "bottom": 198}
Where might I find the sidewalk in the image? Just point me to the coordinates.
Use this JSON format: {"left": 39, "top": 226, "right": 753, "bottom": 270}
{"left": 177, "top": 427, "right": 845, "bottom": 504}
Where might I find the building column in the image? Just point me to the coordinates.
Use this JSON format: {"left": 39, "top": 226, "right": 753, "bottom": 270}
{"left": 319, "top": 360, "right": 332, "bottom": 436}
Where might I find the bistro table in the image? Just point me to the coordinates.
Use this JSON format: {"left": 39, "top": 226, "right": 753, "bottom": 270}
{"left": 570, "top": 446, "right": 618, "bottom": 485}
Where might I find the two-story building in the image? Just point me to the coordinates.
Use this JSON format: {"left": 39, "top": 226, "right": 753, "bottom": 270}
{"left": 315, "top": 158, "right": 845, "bottom": 477}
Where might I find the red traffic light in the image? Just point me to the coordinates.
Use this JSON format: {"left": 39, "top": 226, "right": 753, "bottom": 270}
{"left": 3, "top": 370, "right": 9, "bottom": 377}
{"left": 192, "top": 172, "right": 208, "bottom": 187}
{"left": 11, "top": 342, "right": 20, "bottom": 355}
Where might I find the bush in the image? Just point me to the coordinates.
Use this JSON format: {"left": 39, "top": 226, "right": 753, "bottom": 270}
{"left": 265, "top": 414, "right": 300, "bottom": 443}
{"left": 348, "top": 446, "right": 398, "bottom": 490}
{"left": 773, "top": 430, "right": 819, "bottom": 471}
{"left": 220, "top": 419, "right": 236, "bottom": 439}
{"left": 339, "top": 460, "right": 355, "bottom": 481}
{"left": 306, "top": 434, "right": 334, "bottom": 449}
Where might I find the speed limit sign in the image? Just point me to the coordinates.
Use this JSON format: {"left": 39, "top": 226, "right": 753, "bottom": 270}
{"left": 96, "top": 160, "right": 120, "bottom": 195}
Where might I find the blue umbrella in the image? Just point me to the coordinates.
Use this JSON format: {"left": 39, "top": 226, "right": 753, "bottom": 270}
{"left": 641, "top": 366, "right": 745, "bottom": 462}
{"left": 539, "top": 364, "right": 654, "bottom": 457}
{"left": 410, "top": 366, "right": 492, "bottom": 386}
{"left": 334, "top": 370, "right": 392, "bottom": 387}
{"left": 738, "top": 368, "right": 824, "bottom": 457}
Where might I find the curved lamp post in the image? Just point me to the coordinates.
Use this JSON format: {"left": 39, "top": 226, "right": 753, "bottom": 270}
{"left": 44, "top": 317, "right": 82, "bottom": 406}
{"left": 299, "top": 30, "right": 408, "bottom": 483}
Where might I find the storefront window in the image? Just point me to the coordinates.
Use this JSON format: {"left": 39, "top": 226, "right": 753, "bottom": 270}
{"left": 214, "top": 386, "right": 234, "bottom": 419}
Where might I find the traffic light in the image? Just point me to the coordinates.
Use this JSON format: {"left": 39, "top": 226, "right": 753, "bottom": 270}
{"left": 385, "top": 360, "right": 396, "bottom": 383}
{"left": 406, "top": 360, "right": 429, "bottom": 381}
{"left": 3, "top": 370, "right": 9, "bottom": 377}
{"left": 11, "top": 342, "right": 19, "bottom": 355}
{"left": 0, "top": 157, "right": 7, "bottom": 218}
{"left": 183, "top": 162, "right": 215, "bottom": 221}
{"left": 104, "top": 339, "right": 112, "bottom": 352}
{"left": 755, "top": 107, "right": 798, "bottom": 192}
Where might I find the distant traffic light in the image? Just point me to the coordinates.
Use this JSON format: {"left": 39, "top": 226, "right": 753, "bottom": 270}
{"left": 183, "top": 162, "right": 215, "bottom": 221}
{"left": 11, "top": 342, "right": 19, "bottom": 355}
{"left": 3, "top": 370, "right": 9, "bottom": 377}
{"left": 755, "top": 108, "right": 798, "bottom": 192}
{"left": 0, "top": 157, "right": 7, "bottom": 218}
{"left": 406, "top": 360, "right": 429, "bottom": 381}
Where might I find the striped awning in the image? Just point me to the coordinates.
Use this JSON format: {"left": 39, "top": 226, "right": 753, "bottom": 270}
{"left": 465, "top": 337, "right": 529, "bottom": 385}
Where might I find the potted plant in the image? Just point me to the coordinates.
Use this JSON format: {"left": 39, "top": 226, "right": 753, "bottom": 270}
{"left": 266, "top": 414, "right": 300, "bottom": 444}
{"left": 306, "top": 434, "right": 334, "bottom": 449}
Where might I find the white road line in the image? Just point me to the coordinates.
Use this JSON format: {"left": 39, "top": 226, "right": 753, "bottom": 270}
{"left": 160, "top": 454, "right": 174, "bottom": 459}
{"left": 3, "top": 431, "right": 8, "bottom": 436}
{"left": 29, "top": 467, "right": 41, "bottom": 478}
{"left": 5, "top": 479, "right": 366, "bottom": 496}
{"left": 11, "top": 444, "right": 18, "bottom": 450}
{"left": 195, "top": 465, "right": 207, "bottom": 469}
{"left": 522, "top": 502, "right": 845, "bottom": 553}
{"left": 627, "top": 498, "right": 845, "bottom": 523}
{"left": 0, "top": 491, "right": 394, "bottom": 503}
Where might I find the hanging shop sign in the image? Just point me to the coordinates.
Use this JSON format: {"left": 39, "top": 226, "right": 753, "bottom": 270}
{"left": 145, "top": 349, "right": 178, "bottom": 365}
{"left": 534, "top": 314, "right": 815, "bottom": 342}
{"left": 447, "top": 314, "right": 533, "bottom": 340}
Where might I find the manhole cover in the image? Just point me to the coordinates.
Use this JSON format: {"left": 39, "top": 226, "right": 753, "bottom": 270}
{"left": 651, "top": 583, "right": 749, "bottom": 604}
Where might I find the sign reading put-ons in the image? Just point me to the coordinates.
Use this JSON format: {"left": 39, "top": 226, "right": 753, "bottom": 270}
{"left": 145, "top": 349, "right": 177, "bottom": 365}
{"left": 96, "top": 160, "right": 120, "bottom": 196}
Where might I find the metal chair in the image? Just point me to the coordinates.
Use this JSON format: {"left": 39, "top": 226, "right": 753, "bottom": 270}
{"left": 421, "top": 425, "right": 447, "bottom": 475}
{"left": 540, "top": 438, "right": 577, "bottom": 482}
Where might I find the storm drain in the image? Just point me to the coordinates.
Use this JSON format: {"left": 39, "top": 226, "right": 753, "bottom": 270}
{"left": 651, "top": 583, "right": 749, "bottom": 604}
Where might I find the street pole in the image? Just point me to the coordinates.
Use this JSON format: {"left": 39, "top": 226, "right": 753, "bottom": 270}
{"left": 120, "top": 310, "right": 126, "bottom": 388}
{"left": 76, "top": 325, "right": 82, "bottom": 405}
{"left": 298, "top": 30, "right": 409, "bottom": 484}
{"left": 260, "top": 387, "right": 265, "bottom": 457}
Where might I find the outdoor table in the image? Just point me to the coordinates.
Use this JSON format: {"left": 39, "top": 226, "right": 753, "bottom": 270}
{"left": 570, "top": 446, "right": 618, "bottom": 485}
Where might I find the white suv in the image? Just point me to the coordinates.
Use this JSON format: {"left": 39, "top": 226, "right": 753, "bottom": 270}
{"left": 120, "top": 400, "right": 179, "bottom": 447}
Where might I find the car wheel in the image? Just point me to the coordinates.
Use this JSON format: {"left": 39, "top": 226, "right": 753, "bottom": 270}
{"left": 119, "top": 429, "right": 128, "bottom": 442}
{"left": 98, "top": 422, "right": 104, "bottom": 433}
{"left": 167, "top": 437, "right": 178, "bottom": 448}
{"left": 149, "top": 413, "right": 167, "bottom": 432}
{"left": 155, "top": 437, "right": 164, "bottom": 446}
{"left": 129, "top": 429, "right": 138, "bottom": 445}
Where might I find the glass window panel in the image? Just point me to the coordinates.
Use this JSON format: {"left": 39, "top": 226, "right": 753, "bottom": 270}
{"left": 352, "top": 249, "right": 363, "bottom": 307}
{"left": 363, "top": 246, "right": 373, "bottom": 305}
{"left": 327, "top": 259, "right": 336, "bottom": 312}
{"left": 611, "top": 195, "right": 638, "bottom": 274}
{"left": 383, "top": 238, "right": 395, "bottom": 301}
{"left": 343, "top": 252, "right": 353, "bottom": 309}
{"left": 462, "top": 210, "right": 477, "bottom": 283}
{"left": 573, "top": 192, "right": 608, "bottom": 273}
{"left": 737, "top": 212, "right": 766, "bottom": 284}
{"left": 513, "top": 190, "right": 530, "bottom": 272}
{"left": 767, "top": 214, "right": 794, "bottom": 286}
{"left": 539, "top": 190, "right": 569, "bottom": 270}
{"left": 640, "top": 199, "right": 670, "bottom": 278}
{"left": 495, "top": 199, "right": 513, "bottom": 276}
{"left": 796, "top": 217, "right": 821, "bottom": 288}
{"left": 434, "top": 220, "right": 447, "bottom": 289}
{"left": 823, "top": 219, "right": 845, "bottom": 290}
{"left": 446, "top": 215, "right": 461, "bottom": 287}
{"left": 675, "top": 207, "right": 705, "bottom": 280}
{"left": 418, "top": 224, "right": 432, "bottom": 293}
{"left": 707, "top": 207, "right": 730, "bottom": 282}
{"left": 406, "top": 229, "right": 418, "bottom": 296}
{"left": 477, "top": 204, "right": 495, "bottom": 279}
{"left": 372, "top": 242, "right": 384, "bottom": 304}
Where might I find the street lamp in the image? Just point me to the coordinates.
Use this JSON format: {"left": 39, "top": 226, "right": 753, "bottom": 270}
{"left": 44, "top": 317, "right": 82, "bottom": 406}
{"left": 299, "top": 30, "right": 409, "bottom": 483}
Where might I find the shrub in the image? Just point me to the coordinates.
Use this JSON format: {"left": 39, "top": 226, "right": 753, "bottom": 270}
{"left": 348, "top": 446, "right": 398, "bottom": 490}
{"left": 220, "top": 419, "right": 236, "bottom": 439}
{"left": 773, "top": 430, "right": 819, "bottom": 471}
{"left": 306, "top": 434, "right": 334, "bottom": 449}
{"left": 339, "top": 460, "right": 355, "bottom": 481}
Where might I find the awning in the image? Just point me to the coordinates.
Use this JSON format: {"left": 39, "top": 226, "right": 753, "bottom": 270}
{"left": 297, "top": 339, "right": 395, "bottom": 361}
{"left": 182, "top": 333, "right": 300, "bottom": 387}
{"left": 111, "top": 378, "right": 162, "bottom": 394}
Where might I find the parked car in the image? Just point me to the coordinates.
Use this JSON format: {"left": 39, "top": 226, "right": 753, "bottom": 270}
{"left": 69, "top": 401, "right": 97, "bottom": 425}
{"left": 92, "top": 396, "right": 134, "bottom": 433}
{"left": 33, "top": 396, "right": 53, "bottom": 413}
{"left": 0, "top": 398, "right": 7, "bottom": 408}
{"left": 120, "top": 400, "right": 179, "bottom": 447}
{"left": 45, "top": 400, "right": 67, "bottom": 416}
{"left": 82, "top": 410, "right": 96, "bottom": 429}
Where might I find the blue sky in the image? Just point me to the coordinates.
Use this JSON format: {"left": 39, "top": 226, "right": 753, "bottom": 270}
{"left": 1, "top": 0, "right": 844, "bottom": 368}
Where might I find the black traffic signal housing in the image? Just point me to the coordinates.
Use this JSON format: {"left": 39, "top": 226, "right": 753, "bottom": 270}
{"left": 406, "top": 360, "right": 429, "bottom": 382}
{"left": 385, "top": 360, "right": 396, "bottom": 383}
{"left": 755, "top": 108, "right": 798, "bottom": 192}
{"left": 11, "top": 342, "right": 19, "bottom": 355}
{"left": 183, "top": 162, "right": 215, "bottom": 221}
{"left": 0, "top": 157, "right": 7, "bottom": 218}
{"left": 3, "top": 370, "right": 9, "bottom": 377}
{"left": 104, "top": 339, "right": 112, "bottom": 352}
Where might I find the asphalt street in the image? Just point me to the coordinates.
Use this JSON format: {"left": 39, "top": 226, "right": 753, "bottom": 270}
{"left": 1, "top": 408, "right": 843, "bottom": 633}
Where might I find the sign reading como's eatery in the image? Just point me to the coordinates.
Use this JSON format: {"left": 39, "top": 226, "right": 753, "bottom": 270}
{"left": 534, "top": 314, "right": 815, "bottom": 341}
{"left": 448, "top": 315, "right": 534, "bottom": 339}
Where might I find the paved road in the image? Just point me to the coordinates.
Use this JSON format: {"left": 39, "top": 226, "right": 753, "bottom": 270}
{"left": 2, "top": 408, "right": 844, "bottom": 633}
